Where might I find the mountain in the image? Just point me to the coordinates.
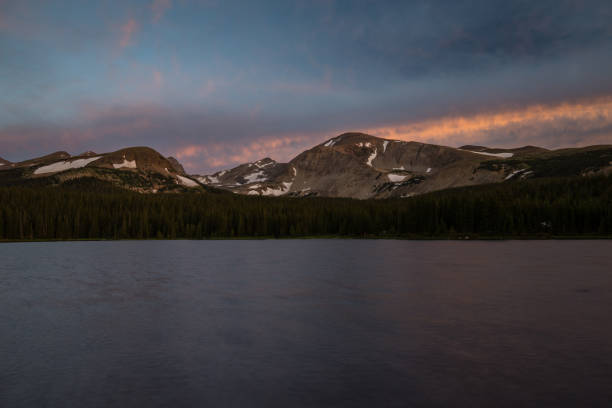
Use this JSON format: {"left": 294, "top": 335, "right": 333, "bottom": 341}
{"left": 0, "top": 156, "right": 12, "bottom": 168}
{"left": 2, "top": 133, "right": 611, "bottom": 197}
{"left": 0, "top": 146, "right": 205, "bottom": 193}
{"left": 195, "top": 157, "right": 293, "bottom": 196}
{"left": 196, "top": 132, "right": 612, "bottom": 199}
{"left": 167, "top": 157, "right": 186, "bottom": 175}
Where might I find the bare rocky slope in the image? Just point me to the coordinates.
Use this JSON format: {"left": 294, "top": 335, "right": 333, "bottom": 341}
{"left": 2, "top": 133, "right": 611, "bottom": 197}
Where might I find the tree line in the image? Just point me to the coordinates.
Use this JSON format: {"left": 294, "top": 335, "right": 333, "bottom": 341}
{"left": 0, "top": 175, "right": 611, "bottom": 240}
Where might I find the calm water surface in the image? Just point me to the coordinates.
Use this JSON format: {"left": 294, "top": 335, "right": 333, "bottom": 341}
{"left": 1, "top": 240, "right": 611, "bottom": 407}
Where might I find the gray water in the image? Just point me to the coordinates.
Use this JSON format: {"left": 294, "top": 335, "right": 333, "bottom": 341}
{"left": 1, "top": 240, "right": 611, "bottom": 407}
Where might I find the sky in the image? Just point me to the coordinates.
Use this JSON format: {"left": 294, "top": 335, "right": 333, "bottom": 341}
{"left": 1, "top": 0, "right": 612, "bottom": 173}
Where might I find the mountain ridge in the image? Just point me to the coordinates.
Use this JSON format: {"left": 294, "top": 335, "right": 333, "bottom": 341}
{"left": 195, "top": 132, "right": 612, "bottom": 198}
{"left": 0, "top": 146, "right": 203, "bottom": 193}
{"left": 2, "top": 133, "right": 611, "bottom": 198}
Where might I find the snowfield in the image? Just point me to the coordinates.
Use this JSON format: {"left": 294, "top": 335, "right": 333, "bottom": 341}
{"left": 257, "top": 181, "right": 293, "bottom": 196}
{"left": 324, "top": 138, "right": 337, "bottom": 147}
{"left": 243, "top": 170, "right": 268, "bottom": 183}
{"left": 388, "top": 174, "right": 407, "bottom": 182}
{"left": 113, "top": 159, "right": 137, "bottom": 169}
{"left": 252, "top": 167, "right": 298, "bottom": 196}
{"left": 254, "top": 160, "right": 274, "bottom": 168}
{"left": 505, "top": 169, "right": 525, "bottom": 180}
{"left": 466, "top": 150, "right": 514, "bottom": 159}
{"left": 366, "top": 148, "right": 377, "bottom": 166}
{"left": 199, "top": 175, "right": 219, "bottom": 184}
{"left": 34, "top": 157, "right": 101, "bottom": 174}
{"left": 176, "top": 175, "right": 199, "bottom": 187}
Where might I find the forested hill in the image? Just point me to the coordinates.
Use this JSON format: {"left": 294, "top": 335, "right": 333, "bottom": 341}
{"left": 1, "top": 175, "right": 611, "bottom": 240}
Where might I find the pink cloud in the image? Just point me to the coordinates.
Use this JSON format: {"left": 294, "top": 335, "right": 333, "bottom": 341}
{"left": 4, "top": 96, "right": 612, "bottom": 173}
{"left": 151, "top": 0, "right": 172, "bottom": 22}
{"left": 172, "top": 132, "right": 332, "bottom": 173}
{"left": 175, "top": 145, "right": 205, "bottom": 159}
{"left": 200, "top": 80, "right": 217, "bottom": 97}
{"left": 119, "top": 19, "right": 138, "bottom": 48}
{"left": 153, "top": 70, "right": 164, "bottom": 88}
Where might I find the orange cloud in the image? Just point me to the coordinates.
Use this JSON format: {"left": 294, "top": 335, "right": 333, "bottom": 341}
{"left": 152, "top": 0, "right": 172, "bottom": 22}
{"left": 365, "top": 97, "right": 612, "bottom": 148}
{"left": 172, "top": 97, "right": 612, "bottom": 173}
{"left": 119, "top": 19, "right": 138, "bottom": 48}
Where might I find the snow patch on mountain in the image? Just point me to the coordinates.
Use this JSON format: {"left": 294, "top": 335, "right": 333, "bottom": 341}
{"left": 505, "top": 169, "right": 525, "bottom": 180}
{"left": 366, "top": 148, "right": 377, "bottom": 166}
{"left": 466, "top": 150, "right": 514, "bottom": 159}
{"left": 176, "top": 175, "right": 198, "bottom": 187}
{"left": 260, "top": 181, "right": 292, "bottom": 196}
{"left": 388, "top": 174, "right": 407, "bottom": 182}
{"left": 324, "top": 138, "right": 337, "bottom": 147}
{"left": 382, "top": 141, "right": 389, "bottom": 152}
{"left": 34, "top": 157, "right": 101, "bottom": 174}
{"left": 243, "top": 170, "right": 268, "bottom": 183}
{"left": 254, "top": 160, "right": 275, "bottom": 168}
{"left": 113, "top": 159, "right": 137, "bottom": 169}
{"left": 199, "top": 175, "right": 219, "bottom": 184}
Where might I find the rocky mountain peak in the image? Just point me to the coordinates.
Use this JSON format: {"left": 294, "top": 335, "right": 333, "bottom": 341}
{"left": 167, "top": 157, "right": 186, "bottom": 175}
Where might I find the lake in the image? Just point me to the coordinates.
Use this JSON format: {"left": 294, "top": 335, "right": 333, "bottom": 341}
{"left": 1, "top": 240, "right": 611, "bottom": 407}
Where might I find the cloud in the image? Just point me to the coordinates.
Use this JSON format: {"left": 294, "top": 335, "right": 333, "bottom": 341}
{"left": 0, "top": 102, "right": 333, "bottom": 172}
{"left": 151, "top": 0, "right": 172, "bottom": 23}
{"left": 200, "top": 80, "right": 217, "bottom": 97}
{"left": 365, "top": 97, "right": 612, "bottom": 149}
{"left": 172, "top": 133, "right": 324, "bottom": 172}
{"left": 153, "top": 70, "right": 164, "bottom": 88}
{"left": 119, "top": 18, "right": 138, "bottom": 48}
{"left": 3, "top": 97, "right": 612, "bottom": 174}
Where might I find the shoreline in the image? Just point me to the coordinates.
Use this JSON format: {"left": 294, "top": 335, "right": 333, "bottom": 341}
{"left": 2, "top": 235, "right": 611, "bottom": 243}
